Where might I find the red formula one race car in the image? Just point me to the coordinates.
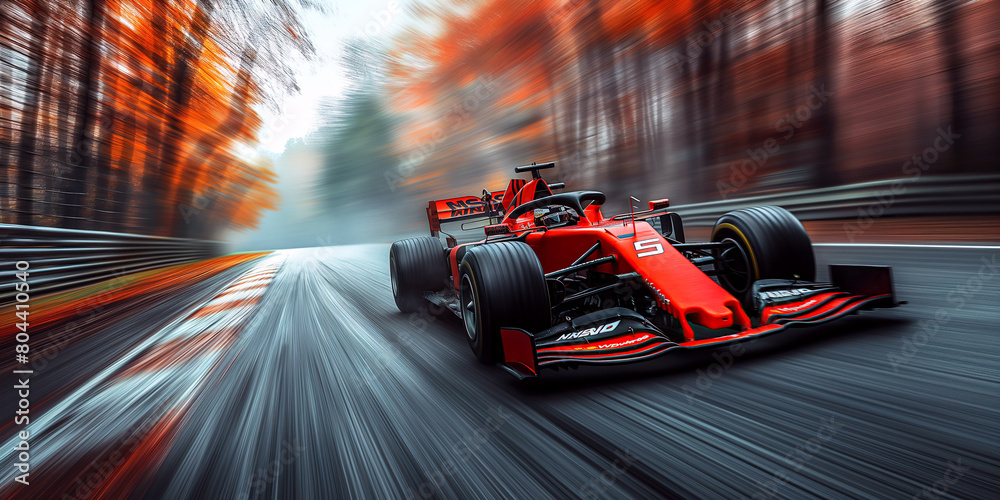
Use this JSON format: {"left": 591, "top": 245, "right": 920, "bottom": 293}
{"left": 390, "top": 162, "right": 899, "bottom": 379}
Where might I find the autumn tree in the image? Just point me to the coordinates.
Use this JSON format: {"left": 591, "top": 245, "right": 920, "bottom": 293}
{"left": 0, "top": 0, "right": 317, "bottom": 238}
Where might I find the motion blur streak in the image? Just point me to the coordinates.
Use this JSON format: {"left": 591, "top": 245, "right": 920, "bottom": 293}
{"left": 89, "top": 402, "right": 190, "bottom": 500}
{"left": 0, "top": 0, "right": 315, "bottom": 236}
{"left": 0, "top": 252, "right": 267, "bottom": 373}
{"left": 385, "top": 0, "right": 999, "bottom": 201}
{"left": 3, "top": 244, "right": 997, "bottom": 498}
{"left": 0, "top": 252, "right": 282, "bottom": 499}
{"left": 254, "top": 0, "right": 1000, "bottom": 249}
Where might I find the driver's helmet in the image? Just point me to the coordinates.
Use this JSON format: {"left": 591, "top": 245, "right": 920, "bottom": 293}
{"left": 533, "top": 208, "right": 550, "bottom": 224}
{"left": 534, "top": 207, "right": 577, "bottom": 227}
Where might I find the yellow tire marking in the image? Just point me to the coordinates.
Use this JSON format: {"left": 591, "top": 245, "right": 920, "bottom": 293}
{"left": 463, "top": 262, "right": 484, "bottom": 341}
{"left": 713, "top": 222, "right": 760, "bottom": 279}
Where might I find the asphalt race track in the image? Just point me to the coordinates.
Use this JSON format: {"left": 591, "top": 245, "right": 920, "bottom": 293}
{"left": 2, "top": 243, "right": 998, "bottom": 499}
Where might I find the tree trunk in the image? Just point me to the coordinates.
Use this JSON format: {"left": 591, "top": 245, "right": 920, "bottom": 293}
{"left": 936, "top": 0, "right": 967, "bottom": 172}
{"left": 14, "top": 2, "right": 49, "bottom": 226}
{"left": 62, "top": 0, "right": 104, "bottom": 228}
{"left": 695, "top": 34, "right": 714, "bottom": 201}
{"left": 110, "top": 73, "right": 144, "bottom": 231}
{"left": 574, "top": 52, "right": 593, "bottom": 186}
{"left": 563, "top": 54, "right": 580, "bottom": 181}
{"left": 635, "top": 50, "right": 654, "bottom": 180}
{"left": 783, "top": 0, "right": 800, "bottom": 173}
{"left": 93, "top": 12, "right": 128, "bottom": 231}
{"left": 138, "top": 12, "right": 169, "bottom": 233}
{"left": 679, "top": 48, "right": 700, "bottom": 202}
{"left": 55, "top": 24, "right": 76, "bottom": 174}
{"left": 0, "top": 4, "right": 13, "bottom": 220}
{"left": 812, "top": 0, "right": 838, "bottom": 188}
{"left": 158, "top": 1, "right": 215, "bottom": 235}
{"left": 544, "top": 61, "right": 563, "bottom": 164}
{"left": 715, "top": 17, "right": 731, "bottom": 187}
{"left": 599, "top": 43, "right": 625, "bottom": 173}
{"left": 38, "top": 16, "right": 61, "bottom": 220}
{"left": 93, "top": 106, "right": 116, "bottom": 230}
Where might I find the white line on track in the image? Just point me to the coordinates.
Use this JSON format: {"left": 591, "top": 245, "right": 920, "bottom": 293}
{"left": 814, "top": 243, "right": 1000, "bottom": 250}
{"left": 206, "top": 288, "right": 267, "bottom": 306}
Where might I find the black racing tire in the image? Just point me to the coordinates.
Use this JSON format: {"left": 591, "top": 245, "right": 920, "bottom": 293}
{"left": 459, "top": 241, "right": 551, "bottom": 364}
{"left": 711, "top": 206, "right": 815, "bottom": 303}
{"left": 390, "top": 237, "right": 450, "bottom": 313}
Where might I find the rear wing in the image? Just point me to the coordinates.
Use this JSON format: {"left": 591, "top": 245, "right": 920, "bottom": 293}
{"left": 427, "top": 191, "right": 505, "bottom": 235}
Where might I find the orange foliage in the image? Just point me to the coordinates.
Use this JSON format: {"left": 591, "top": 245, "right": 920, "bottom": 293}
{"left": 386, "top": 0, "right": 999, "bottom": 209}
{"left": 1, "top": 0, "right": 288, "bottom": 238}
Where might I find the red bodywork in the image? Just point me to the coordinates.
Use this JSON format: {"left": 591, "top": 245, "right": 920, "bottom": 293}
{"left": 519, "top": 216, "right": 750, "bottom": 340}
{"left": 430, "top": 177, "right": 747, "bottom": 342}
{"left": 424, "top": 174, "right": 897, "bottom": 379}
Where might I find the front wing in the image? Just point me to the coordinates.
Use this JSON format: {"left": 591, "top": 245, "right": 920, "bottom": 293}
{"left": 499, "top": 265, "right": 898, "bottom": 379}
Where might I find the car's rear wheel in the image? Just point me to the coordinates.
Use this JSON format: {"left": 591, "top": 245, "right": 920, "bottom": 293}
{"left": 711, "top": 206, "right": 815, "bottom": 305}
{"left": 459, "top": 241, "right": 551, "bottom": 364}
{"left": 390, "top": 237, "right": 449, "bottom": 313}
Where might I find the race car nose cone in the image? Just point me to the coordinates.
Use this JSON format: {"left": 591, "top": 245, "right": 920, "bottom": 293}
{"left": 685, "top": 304, "right": 737, "bottom": 331}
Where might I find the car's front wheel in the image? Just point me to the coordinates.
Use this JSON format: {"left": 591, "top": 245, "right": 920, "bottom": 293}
{"left": 711, "top": 206, "right": 815, "bottom": 306}
{"left": 459, "top": 241, "right": 551, "bottom": 364}
{"left": 389, "top": 237, "right": 449, "bottom": 313}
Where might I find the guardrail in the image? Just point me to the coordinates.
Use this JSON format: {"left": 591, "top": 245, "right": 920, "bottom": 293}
{"left": 669, "top": 174, "right": 1000, "bottom": 227}
{"left": 0, "top": 224, "right": 224, "bottom": 305}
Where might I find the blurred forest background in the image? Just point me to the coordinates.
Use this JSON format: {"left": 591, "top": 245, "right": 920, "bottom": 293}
{"left": 297, "top": 0, "right": 999, "bottom": 247}
{"left": 0, "top": 0, "right": 319, "bottom": 238}
{"left": 2, "top": 0, "right": 998, "bottom": 246}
